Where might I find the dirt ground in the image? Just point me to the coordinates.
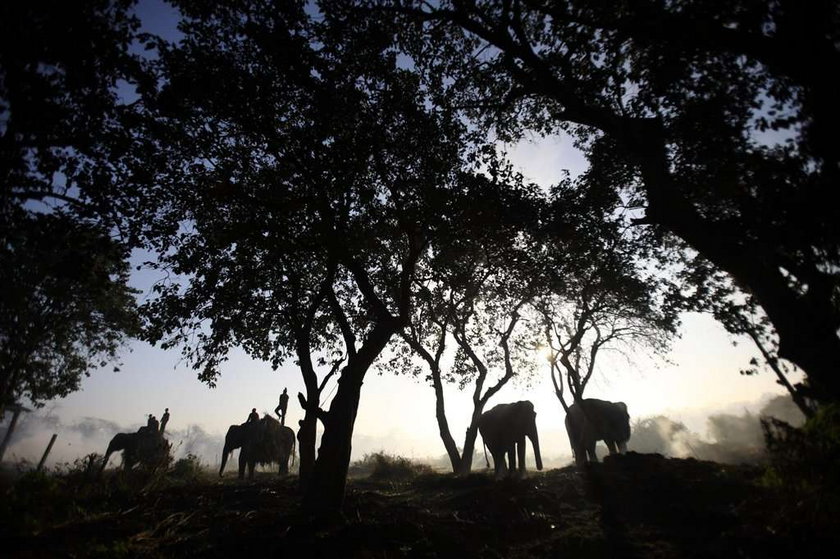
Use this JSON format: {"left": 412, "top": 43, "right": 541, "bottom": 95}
{"left": 2, "top": 452, "right": 837, "bottom": 558}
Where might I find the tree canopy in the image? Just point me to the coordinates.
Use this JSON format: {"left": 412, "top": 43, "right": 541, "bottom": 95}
{"left": 0, "top": 0, "right": 142, "bottom": 416}
{"left": 385, "top": 0, "right": 840, "bottom": 401}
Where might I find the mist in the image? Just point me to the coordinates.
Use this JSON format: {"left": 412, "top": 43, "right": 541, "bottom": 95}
{"left": 627, "top": 394, "right": 806, "bottom": 464}
{"left": 2, "top": 394, "right": 805, "bottom": 471}
{"left": 0, "top": 413, "right": 225, "bottom": 470}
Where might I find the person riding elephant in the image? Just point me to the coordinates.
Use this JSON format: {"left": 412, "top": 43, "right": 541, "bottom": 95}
{"left": 565, "top": 398, "right": 631, "bottom": 466}
{"left": 100, "top": 428, "right": 171, "bottom": 474}
{"left": 219, "top": 415, "right": 296, "bottom": 479}
{"left": 478, "top": 400, "right": 543, "bottom": 478}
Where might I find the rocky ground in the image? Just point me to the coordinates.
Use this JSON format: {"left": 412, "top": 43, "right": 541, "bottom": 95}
{"left": 2, "top": 452, "right": 837, "bottom": 558}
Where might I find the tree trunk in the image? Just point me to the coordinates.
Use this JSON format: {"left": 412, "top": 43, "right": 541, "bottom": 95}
{"left": 296, "top": 349, "right": 320, "bottom": 488}
{"left": 296, "top": 409, "right": 318, "bottom": 487}
{"left": 301, "top": 375, "right": 361, "bottom": 514}
{"left": 301, "top": 323, "right": 395, "bottom": 515}
{"left": 458, "top": 423, "right": 481, "bottom": 474}
{"left": 431, "top": 367, "right": 462, "bottom": 473}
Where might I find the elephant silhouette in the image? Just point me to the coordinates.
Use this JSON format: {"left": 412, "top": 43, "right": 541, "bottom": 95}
{"left": 100, "top": 428, "right": 170, "bottom": 474}
{"left": 565, "top": 398, "right": 631, "bottom": 466}
{"left": 479, "top": 400, "right": 543, "bottom": 478}
{"left": 219, "top": 415, "right": 296, "bottom": 479}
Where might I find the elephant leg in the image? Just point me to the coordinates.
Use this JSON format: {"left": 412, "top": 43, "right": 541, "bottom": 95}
{"left": 124, "top": 449, "right": 137, "bottom": 470}
{"left": 248, "top": 460, "right": 256, "bottom": 479}
{"left": 507, "top": 446, "right": 516, "bottom": 476}
{"left": 618, "top": 441, "right": 628, "bottom": 454}
{"left": 517, "top": 437, "right": 527, "bottom": 475}
{"left": 570, "top": 439, "right": 586, "bottom": 467}
{"left": 492, "top": 450, "right": 506, "bottom": 478}
{"left": 238, "top": 452, "right": 247, "bottom": 480}
{"left": 585, "top": 441, "right": 598, "bottom": 463}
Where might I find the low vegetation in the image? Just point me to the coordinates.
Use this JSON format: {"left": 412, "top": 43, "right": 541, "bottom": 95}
{"left": 348, "top": 452, "right": 435, "bottom": 481}
{"left": 3, "top": 450, "right": 839, "bottom": 558}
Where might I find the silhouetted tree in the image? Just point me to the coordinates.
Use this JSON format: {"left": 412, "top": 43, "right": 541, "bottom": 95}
{"left": 0, "top": 214, "right": 139, "bottom": 417}
{"left": 537, "top": 250, "right": 675, "bottom": 413}
{"left": 0, "top": 1, "right": 143, "bottom": 416}
{"left": 392, "top": 171, "right": 543, "bottom": 473}
{"left": 128, "top": 1, "right": 480, "bottom": 513}
{"left": 383, "top": 0, "right": 840, "bottom": 403}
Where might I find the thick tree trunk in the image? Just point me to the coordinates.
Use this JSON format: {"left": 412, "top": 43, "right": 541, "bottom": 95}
{"left": 296, "top": 409, "right": 317, "bottom": 487}
{"left": 301, "top": 323, "right": 395, "bottom": 515}
{"left": 296, "top": 349, "right": 320, "bottom": 488}
{"left": 431, "top": 368, "right": 462, "bottom": 473}
{"left": 458, "top": 423, "right": 480, "bottom": 474}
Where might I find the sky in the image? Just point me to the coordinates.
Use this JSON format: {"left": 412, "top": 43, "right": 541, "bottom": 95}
{"left": 0, "top": 0, "right": 801, "bottom": 469}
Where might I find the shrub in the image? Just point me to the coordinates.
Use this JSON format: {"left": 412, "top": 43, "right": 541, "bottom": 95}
{"left": 761, "top": 403, "right": 840, "bottom": 528}
{"left": 349, "top": 452, "right": 433, "bottom": 481}
{"left": 169, "top": 453, "right": 204, "bottom": 482}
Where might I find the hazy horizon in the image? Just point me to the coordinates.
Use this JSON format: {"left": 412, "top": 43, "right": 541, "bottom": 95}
{"left": 1, "top": 310, "right": 801, "bottom": 471}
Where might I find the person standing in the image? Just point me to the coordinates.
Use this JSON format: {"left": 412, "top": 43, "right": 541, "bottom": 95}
{"left": 275, "top": 388, "right": 289, "bottom": 426}
{"left": 160, "top": 408, "right": 170, "bottom": 434}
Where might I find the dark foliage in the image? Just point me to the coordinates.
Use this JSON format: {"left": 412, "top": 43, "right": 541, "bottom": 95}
{"left": 0, "top": 0, "right": 142, "bottom": 414}
{"left": 384, "top": 0, "right": 840, "bottom": 402}
{"left": 762, "top": 403, "right": 840, "bottom": 534}
{"left": 5, "top": 454, "right": 839, "bottom": 557}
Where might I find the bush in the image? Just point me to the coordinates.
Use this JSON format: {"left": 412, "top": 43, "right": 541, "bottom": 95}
{"left": 169, "top": 453, "right": 204, "bottom": 482}
{"left": 349, "top": 452, "right": 433, "bottom": 481}
{"left": 763, "top": 404, "right": 840, "bottom": 490}
{"left": 761, "top": 403, "right": 840, "bottom": 528}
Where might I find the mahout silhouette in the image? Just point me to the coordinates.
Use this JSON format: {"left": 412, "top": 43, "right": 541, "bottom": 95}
{"left": 246, "top": 408, "right": 260, "bottom": 424}
{"left": 160, "top": 408, "right": 170, "bottom": 434}
{"left": 478, "top": 400, "right": 543, "bottom": 478}
{"left": 275, "top": 388, "right": 289, "bottom": 426}
{"left": 565, "top": 398, "right": 631, "bottom": 466}
{"left": 219, "top": 415, "right": 295, "bottom": 479}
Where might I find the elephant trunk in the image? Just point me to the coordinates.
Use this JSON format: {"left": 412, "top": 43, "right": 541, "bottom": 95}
{"left": 530, "top": 429, "right": 543, "bottom": 471}
{"left": 219, "top": 444, "right": 231, "bottom": 477}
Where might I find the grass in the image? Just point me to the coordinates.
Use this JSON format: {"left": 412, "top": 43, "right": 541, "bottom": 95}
{"left": 3, "top": 452, "right": 839, "bottom": 557}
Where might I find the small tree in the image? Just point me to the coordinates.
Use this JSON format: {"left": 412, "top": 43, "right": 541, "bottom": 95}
{"left": 393, "top": 167, "right": 545, "bottom": 473}
{"left": 398, "top": 265, "right": 537, "bottom": 474}
{"left": 537, "top": 276, "right": 674, "bottom": 413}
{"left": 0, "top": 213, "right": 139, "bottom": 417}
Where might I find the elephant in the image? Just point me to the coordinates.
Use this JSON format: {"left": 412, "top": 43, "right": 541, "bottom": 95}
{"left": 219, "top": 414, "right": 296, "bottom": 479}
{"left": 100, "top": 427, "right": 171, "bottom": 474}
{"left": 478, "top": 400, "right": 543, "bottom": 478}
{"left": 565, "top": 398, "right": 631, "bottom": 466}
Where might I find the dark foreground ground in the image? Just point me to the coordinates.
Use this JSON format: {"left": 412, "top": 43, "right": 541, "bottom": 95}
{"left": 2, "top": 453, "right": 838, "bottom": 558}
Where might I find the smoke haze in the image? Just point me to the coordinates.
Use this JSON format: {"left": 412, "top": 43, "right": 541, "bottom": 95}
{"left": 2, "top": 394, "right": 804, "bottom": 471}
